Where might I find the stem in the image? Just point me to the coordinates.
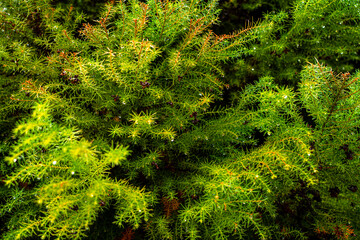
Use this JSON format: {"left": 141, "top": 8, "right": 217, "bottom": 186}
{"left": 158, "top": 0, "right": 169, "bottom": 42}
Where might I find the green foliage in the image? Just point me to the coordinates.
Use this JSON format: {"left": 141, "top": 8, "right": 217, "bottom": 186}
{"left": 222, "top": 0, "right": 360, "bottom": 88}
{"left": 296, "top": 63, "right": 360, "bottom": 237}
{"left": 1, "top": 102, "right": 151, "bottom": 239}
{"left": 52, "top": 0, "right": 108, "bottom": 21}
{"left": 0, "top": 0, "right": 359, "bottom": 239}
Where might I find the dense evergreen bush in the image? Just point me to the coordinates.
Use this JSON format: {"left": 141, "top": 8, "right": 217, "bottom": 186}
{"left": 0, "top": 0, "right": 359, "bottom": 239}
{"left": 218, "top": 0, "right": 360, "bottom": 89}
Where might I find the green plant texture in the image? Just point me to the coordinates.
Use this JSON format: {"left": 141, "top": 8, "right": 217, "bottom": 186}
{"left": 0, "top": 0, "right": 359, "bottom": 239}
{"left": 218, "top": 0, "right": 360, "bottom": 89}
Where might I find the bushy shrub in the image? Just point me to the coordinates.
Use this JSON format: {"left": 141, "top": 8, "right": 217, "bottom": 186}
{"left": 0, "top": 0, "right": 359, "bottom": 239}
